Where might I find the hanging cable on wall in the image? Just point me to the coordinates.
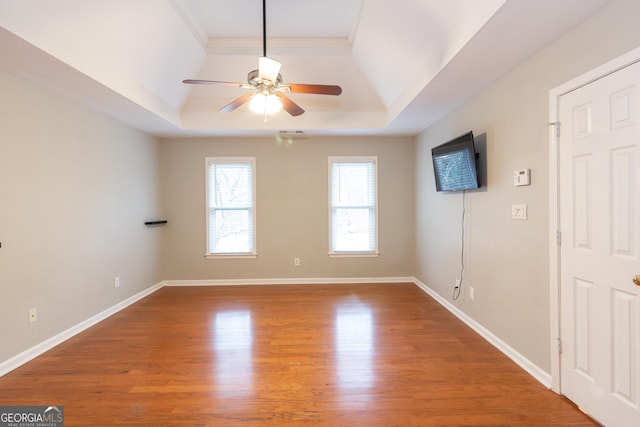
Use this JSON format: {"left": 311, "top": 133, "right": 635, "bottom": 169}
{"left": 453, "top": 190, "right": 466, "bottom": 300}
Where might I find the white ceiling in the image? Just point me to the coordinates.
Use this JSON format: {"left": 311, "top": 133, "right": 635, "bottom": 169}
{"left": 0, "top": 0, "right": 614, "bottom": 137}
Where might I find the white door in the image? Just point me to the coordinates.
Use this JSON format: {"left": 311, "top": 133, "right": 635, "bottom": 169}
{"left": 559, "top": 60, "right": 640, "bottom": 426}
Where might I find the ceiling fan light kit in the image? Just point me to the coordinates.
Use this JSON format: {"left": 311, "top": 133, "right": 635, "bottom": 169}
{"left": 182, "top": 0, "right": 342, "bottom": 119}
{"left": 249, "top": 91, "right": 283, "bottom": 115}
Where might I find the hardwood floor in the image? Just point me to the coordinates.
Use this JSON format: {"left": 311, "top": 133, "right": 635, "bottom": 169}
{"left": 0, "top": 284, "right": 596, "bottom": 426}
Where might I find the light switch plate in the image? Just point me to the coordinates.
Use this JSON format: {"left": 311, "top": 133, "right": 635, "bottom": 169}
{"left": 512, "top": 204, "right": 527, "bottom": 220}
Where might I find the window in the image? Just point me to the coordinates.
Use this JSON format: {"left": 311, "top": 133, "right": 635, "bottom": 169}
{"left": 329, "top": 156, "right": 378, "bottom": 255}
{"left": 206, "top": 158, "right": 256, "bottom": 257}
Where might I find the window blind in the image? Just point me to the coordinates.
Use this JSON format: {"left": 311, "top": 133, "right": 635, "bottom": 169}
{"left": 207, "top": 159, "right": 255, "bottom": 254}
{"left": 329, "top": 157, "right": 377, "bottom": 253}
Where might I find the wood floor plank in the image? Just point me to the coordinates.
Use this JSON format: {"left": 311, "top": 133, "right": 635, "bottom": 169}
{"left": 0, "top": 283, "right": 596, "bottom": 426}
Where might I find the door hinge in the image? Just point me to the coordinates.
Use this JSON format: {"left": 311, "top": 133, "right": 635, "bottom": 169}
{"left": 549, "top": 121, "right": 561, "bottom": 138}
{"left": 557, "top": 338, "right": 562, "bottom": 354}
{"left": 556, "top": 231, "right": 561, "bottom": 246}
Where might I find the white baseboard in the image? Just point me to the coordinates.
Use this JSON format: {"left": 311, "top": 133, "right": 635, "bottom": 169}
{"left": 163, "top": 276, "right": 415, "bottom": 287}
{"left": 413, "top": 278, "right": 552, "bottom": 388}
{"left": 0, "top": 282, "right": 164, "bottom": 378}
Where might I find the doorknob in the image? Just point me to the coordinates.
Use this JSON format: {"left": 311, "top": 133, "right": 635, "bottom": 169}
{"left": 634, "top": 275, "right": 640, "bottom": 286}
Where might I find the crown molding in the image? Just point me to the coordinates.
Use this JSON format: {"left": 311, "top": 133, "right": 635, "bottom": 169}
{"left": 207, "top": 37, "right": 352, "bottom": 56}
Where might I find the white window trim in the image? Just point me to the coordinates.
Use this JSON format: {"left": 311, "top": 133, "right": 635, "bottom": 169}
{"left": 205, "top": 253, "right": 257, "bottom": 260}
{"left": 205, "top": 157, "right": 257, "bottom": 258}
{"left": 328, "top": 252, "right": 379, "bottom": 258}
{"left": 328, "top": 156, "right": 379, "bottom": 257}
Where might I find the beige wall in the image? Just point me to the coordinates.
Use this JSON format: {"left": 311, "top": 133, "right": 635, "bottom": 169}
{"left": 160, "top": 135, "right": 415, "bottom": 281}
{"left": 0, "top": 70, "right": 164, "bottom": 363}
{"left": 415, "top": 0, "right": 640, "bottom": 371}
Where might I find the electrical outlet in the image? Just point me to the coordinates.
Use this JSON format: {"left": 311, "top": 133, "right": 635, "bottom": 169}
{"left": 28, "top": 308, "right": 37, "bottom": 323}
{"left": 469, "top": 287, "right": 475, "bottom": 300}
{"left": 114, "top": 276, "right": 120, "bottom": 288}
{"left": 294, "top": 257, "right": 300, "bottom": 266}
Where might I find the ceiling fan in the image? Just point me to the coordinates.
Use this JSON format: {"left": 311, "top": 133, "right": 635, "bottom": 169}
{"left": 183, "top": 0, "right": 342, "bottom": 117}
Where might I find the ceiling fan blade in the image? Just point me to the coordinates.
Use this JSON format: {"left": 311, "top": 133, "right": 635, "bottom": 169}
{"left": 183, "top": 79, "right": 244, "bottom": 87}
{"left": 220, "top": 93, "right": 254, "bottom": 113}
{"left": 276, "top": 93, "right": 305, "bottom": 116}
{"left": 284, "top": 83, "right": 342, "bottom": 96}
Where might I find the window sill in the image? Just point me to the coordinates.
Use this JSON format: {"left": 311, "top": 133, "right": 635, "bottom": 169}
{"left": 329, "top": 252, "right": 380, "bottom": 258}
{"left": 205, "top": 253, "right": 257, "bottom": 260}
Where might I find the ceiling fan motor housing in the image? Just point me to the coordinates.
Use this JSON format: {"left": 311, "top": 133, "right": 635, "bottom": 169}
{"left": 248, "top": 69, "right": 283, "bottom": 86}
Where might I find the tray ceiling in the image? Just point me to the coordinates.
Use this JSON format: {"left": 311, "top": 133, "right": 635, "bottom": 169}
{"left": 0, "top": 0, "right": 614, "bottom": 137}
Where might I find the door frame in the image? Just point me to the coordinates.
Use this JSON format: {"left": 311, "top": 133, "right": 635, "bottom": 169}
{"left": 548, "top": 46, "right": 640, "bottom": 394}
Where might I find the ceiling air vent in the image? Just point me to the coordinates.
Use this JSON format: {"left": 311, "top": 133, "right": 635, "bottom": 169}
{"left": 278, "top": 130, "right": 307, "bottom": 140}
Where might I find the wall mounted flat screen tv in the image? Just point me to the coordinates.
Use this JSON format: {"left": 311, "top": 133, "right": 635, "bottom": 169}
{"left": 431, "top": 131, "right": 480, "bottom": 192}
